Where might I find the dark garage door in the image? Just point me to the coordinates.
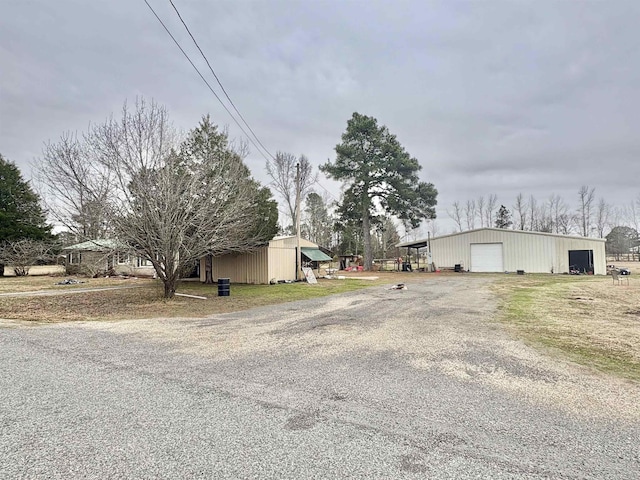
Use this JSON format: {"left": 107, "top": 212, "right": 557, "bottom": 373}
{"left": 569, "top": 250, "right": 593, "bottom": 274}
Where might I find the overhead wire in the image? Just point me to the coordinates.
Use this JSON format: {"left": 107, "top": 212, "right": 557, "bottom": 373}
{"left": 314, "top": 180, "right": 339, "bottom": 202}
{"left": 142, "top": 0, "right": 273, "bottom": 162}
{"left": 167, "top": 0, "right": 276, "bottom": 161}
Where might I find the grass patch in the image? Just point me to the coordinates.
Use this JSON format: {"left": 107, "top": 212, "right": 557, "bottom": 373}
{"left": 494, "top": 274, "right": 640, "bottom": 382}
{"left": 0, "top": 277, "right": 384, "bottom": 323}
{"left": 0, "top": 275, "right": 142, "bottom": 294}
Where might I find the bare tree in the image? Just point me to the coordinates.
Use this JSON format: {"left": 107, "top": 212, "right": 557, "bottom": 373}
{"left": 464, "top": 199, "right": 476, "bottom": 230}
{"left": 577, "top": 185, "right": 596, "bottom": 237}
{"left": 486, "top": 194, "right": 497, "bottom": 228}
{"left": 266, "top": 152, "right": 317, "bottom": 232}
{"left": 0, "top": 239, "right": 53, "bottom": 276}
{"left": 513, "top": 193, "right": 527, "bottom": 230}
{"left": 528, "top": 194, "right": 538, "bottom": 231}
{"left": 35, "top": 132, "right": 112, "bottom": 239}
{"left": 448, "top": 201, "right": 463, "bottom": 232}
{"left": 75, "top": 99, "right": 270, "bottom": 298}
{"left": 625, "top": 196, "right": 640, "bottom": 233}
{"left": 477, "top": 196, "right": 485, "bottom": 228}
{"left": 594, "top": 197, "right": 611, "bottom": 238}
{"left": 447, "top": 201, "right": 464, "bottom": 232}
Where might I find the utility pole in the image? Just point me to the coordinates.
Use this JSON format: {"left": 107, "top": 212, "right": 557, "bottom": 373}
{"left": 295, "top": 162, "right": 302, "bottom": 281}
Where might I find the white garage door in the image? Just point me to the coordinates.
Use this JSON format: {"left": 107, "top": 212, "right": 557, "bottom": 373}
{"left": 470, "top": 243, "right": 503, "bottom": 272}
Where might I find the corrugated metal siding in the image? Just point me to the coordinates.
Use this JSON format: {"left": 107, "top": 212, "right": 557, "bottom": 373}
{"left": 197, "top": 236, "right": 321, "bottom": 284}
{"left": 204, "top": 247, "right": 269, "bottom": 284}
{"left": 430, "top": 229, "right": 605, "bottom": 274}
{"left": 268, "top": 245, "right": 297, "bottom": 282}
{"left": 267, "top": 236, "right": 314, "bottom": 283}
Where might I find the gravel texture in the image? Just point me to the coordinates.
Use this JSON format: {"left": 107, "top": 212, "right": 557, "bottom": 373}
{"left": 1, "top": 276, "right": 638, "bottom": 479}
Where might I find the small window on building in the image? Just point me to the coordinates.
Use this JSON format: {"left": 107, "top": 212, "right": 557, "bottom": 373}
{"left": 116, "top": 252, "right": 130, "bottom": 265}
{"left": 67, "top": 252, "right": 81, "bottom": 264}
{"left": 137, "top": 257, "right": 152, "bottom": 267}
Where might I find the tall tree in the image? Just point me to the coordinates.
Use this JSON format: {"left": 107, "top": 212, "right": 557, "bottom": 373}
{"left": 78, "top": 100, "right": 273, "bottom": 298}
{"left": 266, "top": 152, "right": 316, "bottom": 232}
{"left": 577, "top": 185, "right": 596, "bottom": 237}
{"left": 528, "top": 194, "right": 538, "bottom": 231}
{"left": 494, "top": 205, "right": 513, "bottom": 229}
{"left": 464, "top": 199, "right": 476, "bottom": 230}
{"left": 36, "top": 132, "right": 112, "bottom": 239}
{"left": 321, "top": 113, "right": 437, "bottom": 270}
{"left": 447, "top": 201, "right": 464, "bottom": 232}
{"left": 513, "top": 193, "right": 527, "bottom": 231}
{"left": 0, "top": 154, "right": 53, "bottom": 276}
{"left": 374, "top": 216, "right": 401, "bottom": 259}
{"left": 606, "top": 226, "right": 639, "bottom": 259}
{"left": 486, "top": 193, "right": 498, "bottom": 228}
{"left": 477, "top": 196, "right": 485, "bottom": 228}
{"left": 594, "top": 197, "right": 611, "bottom": 238}
{"left": 303, "top": 192, "right": 332, "bottom": 247}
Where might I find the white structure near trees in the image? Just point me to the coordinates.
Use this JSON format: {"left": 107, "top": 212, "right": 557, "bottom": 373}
{"left": 398, "top": 228, "right": 606, "bottom": 275}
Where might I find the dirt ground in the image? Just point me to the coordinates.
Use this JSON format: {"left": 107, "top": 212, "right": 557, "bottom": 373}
{"left": 74, "top": 274, "right": 639, "bottom": 421}
{"left": 3, "top": 274, "right": 638, "bottom": 477}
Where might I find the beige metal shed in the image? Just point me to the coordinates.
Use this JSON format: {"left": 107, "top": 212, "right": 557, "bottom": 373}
{"left": 398, "top": 228, "right": 606, "bottom": 275}
{"left": 199, "top": 236, "right": 329, "bottom": 284}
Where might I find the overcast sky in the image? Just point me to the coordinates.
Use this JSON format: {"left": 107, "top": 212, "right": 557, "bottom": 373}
{"left": 2, "top": 0, "right": 640, "bottom": 235}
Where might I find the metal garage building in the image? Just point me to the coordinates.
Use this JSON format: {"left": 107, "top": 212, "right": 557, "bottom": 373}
{"left": 199, "top": 236, "right": 332, "bottom": 284}
{"left": 398, "top": 228, "right": 606, "bottom": 275}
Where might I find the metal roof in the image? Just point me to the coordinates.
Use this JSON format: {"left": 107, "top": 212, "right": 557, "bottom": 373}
{"left": 301, "top": 247, "right": 332, "bottom": 262}
{"left": 63, "top": 239, "right": 126, "bottom": 251}
{"left": 398, "top": 228, "right": 607, "bottom": 249}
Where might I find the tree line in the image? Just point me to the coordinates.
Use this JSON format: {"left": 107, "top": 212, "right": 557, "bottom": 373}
{"left": 447, "top": 189, "right": 640, "bottom": 257}
{"left": 2, "top": 99, "right": 279, "bottom": 298}
{"left": 267, "top": 112, "right": 437, "bottom": 270}
{"left": 2, "top": 104, "right": 438, "bottom": 292}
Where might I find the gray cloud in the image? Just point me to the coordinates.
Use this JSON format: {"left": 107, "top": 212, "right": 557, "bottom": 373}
{"left": 2, "top": 0, "right": 640, "bottom": 234}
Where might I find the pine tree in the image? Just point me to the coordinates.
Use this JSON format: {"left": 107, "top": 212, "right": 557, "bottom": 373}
{"left": 321, "top": 113, "right": 437, "bottom": 270}
{"left": 0, "top": 154, "right": 52, "bottom": 275}
{"left": 494, "top": 205, "right": 513, "bottom": 229}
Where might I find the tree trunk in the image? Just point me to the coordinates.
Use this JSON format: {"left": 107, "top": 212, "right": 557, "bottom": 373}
{"left": 163, "top": 276, "right": 178, "bottom": 299}
{"left": 362, "top": 208, "right": 373, "bottom": 270}
{"left": 204, "top": 255, "right": 214, "bottom": 284}
{"left": 0, "top": 264, "right": 4, "bottom": 277}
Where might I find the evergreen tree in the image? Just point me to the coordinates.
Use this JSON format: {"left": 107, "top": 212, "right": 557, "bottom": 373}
{"left": 0, "top": 154, "right": 52, "bottom": 275}
{"left": 303, "top": 192, "right": 332, "bottom": 247}
{"left": 606, "top": 226, "right": 639, "bottom": 259}
{"left": 494, "top": 205, "right": 513, "bottom": 229}
{"left": 321, "top": 113, "right": 437, "bottom": 270}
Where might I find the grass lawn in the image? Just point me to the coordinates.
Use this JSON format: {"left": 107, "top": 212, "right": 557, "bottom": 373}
{"left": 0, "top": 275, "right": 150, "bottom": 294}
{"left": 0, "top": 275, "right": 388, "bottom": 322}
{"left": 494, "top": 274, "right": 640, "bottom": 382}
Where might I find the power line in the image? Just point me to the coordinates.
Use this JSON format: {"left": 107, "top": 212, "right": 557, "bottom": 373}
{"left": 314, "top": 180, "right": 339, "bottom": 202}
{"left": 142, "top": 0, "right": 272, "bottom": 162}
{"left": 167, "top": 0, "right": 276, "bottom": 161}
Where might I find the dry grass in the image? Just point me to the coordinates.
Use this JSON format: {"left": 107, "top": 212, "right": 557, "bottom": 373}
{"left": 0, "top": 274, "right": 400, "bottom": 322}
{"left": 0, "top": 275, "right": 150, "bottom": 294}
{"left": 494, "top": 274, "right": 640, "bottom": 381}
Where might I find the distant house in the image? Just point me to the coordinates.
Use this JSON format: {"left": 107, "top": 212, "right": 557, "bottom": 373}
{"left": 200, "top": 235, "right": 333, "bottom": 284}
{"left": 63, "top": 239, "right": 155, "bottom": 277}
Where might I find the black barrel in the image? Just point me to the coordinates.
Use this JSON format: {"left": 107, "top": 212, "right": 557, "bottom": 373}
{"left": 454, "top": 264, "right": 461, "bottom": 272}
{"left": 218, "top": 278, "right": 230, "bottom": 297}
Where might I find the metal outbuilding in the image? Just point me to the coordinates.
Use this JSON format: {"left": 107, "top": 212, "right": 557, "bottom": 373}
{"left": 199, "top": 236, "right": 332, "bottom": 284}
{"left": 398, "top": 228, "right": 606, "bottom": 275}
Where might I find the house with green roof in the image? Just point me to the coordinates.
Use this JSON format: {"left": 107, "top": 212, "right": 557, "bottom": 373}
{"left": 63, "top": 239, "right": 155, "bottom": 277}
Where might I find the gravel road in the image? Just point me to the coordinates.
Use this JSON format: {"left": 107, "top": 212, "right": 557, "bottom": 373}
{"left": 1, "top": 276, "right": 638, "bottom": 479}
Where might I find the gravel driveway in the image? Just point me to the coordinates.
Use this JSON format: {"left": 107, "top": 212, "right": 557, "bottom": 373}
{"left": 1, "top": 276, "right": 638, "bottom": 479}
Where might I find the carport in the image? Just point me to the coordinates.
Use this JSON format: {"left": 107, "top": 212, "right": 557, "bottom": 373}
{"left": 399, "top": 238, "right": 431, "bottom": 271}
